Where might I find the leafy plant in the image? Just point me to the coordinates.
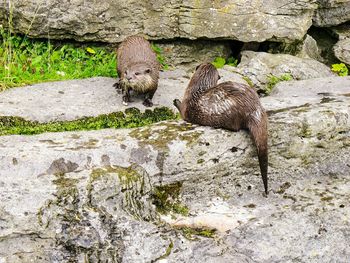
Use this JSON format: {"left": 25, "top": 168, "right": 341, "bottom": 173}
{"left": 212, "top": 56, "right": 238, "bottom": 68}
{"left": 331, "top": 63, "right": 348, "bottom": 76}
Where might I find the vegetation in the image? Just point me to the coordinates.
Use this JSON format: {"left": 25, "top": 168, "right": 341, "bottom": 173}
{"left": 0, "top": 30, "right": 169, "bottom": 90}
{"left": 331, "top": 63, "right": 348, "bottom": 76}
{"left": 212, "top": 56, "right": 238, "bottom": 69}
{"left": 0, "top": 107, "right": 177, "bottom": 136}
{"left": 266, "top": 73, "right": 293, "bottom": 94}
{"left": 0, "top": 29, "right": 117, "bottom": 90}
{"left": 151, "top": 182, "right": 189, "bottom": 216}
{"left": 151, "top": 43, "right": 169, "bottom": 70}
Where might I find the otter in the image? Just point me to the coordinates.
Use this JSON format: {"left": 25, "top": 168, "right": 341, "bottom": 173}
{"left": 174, "top": 63, "right": 268, "bottom": 194}
{"left": 114, "top": 35, "right": 160, "bottom": 107}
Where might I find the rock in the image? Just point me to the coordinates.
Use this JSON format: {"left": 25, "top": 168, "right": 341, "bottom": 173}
{"left": 236, "top": 51, "right": 336, "bottom": 91}
{"left": 297, "top": 35, "right": 324, "bottom": 61}
{"left": 313, "top": 0, "right": 350, "bottom": 27}
{"left": 158, "top": 40, "right": 231, "bottom": 68}
{"left": 329, "top": 22, "right": 350, "bottom": 40}
{"left": 334, "top": 38, "right": 350, "bottom": 65}
{"left": 0, "top": 0, "right": 317, "bottom": 43}
{"left": 0, "top": 76, "right": 350, "bottom": 262}
{"left": 0, "top": 68, "right": 247, "bottom": 123}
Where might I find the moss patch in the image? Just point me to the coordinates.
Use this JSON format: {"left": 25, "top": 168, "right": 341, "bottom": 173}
{"left": 0, "top": 107, "right": 177, "bottom": 136}
{"left": 178, "top": 227, "right": 216, "bottom": 240}
{"left": 151, "top": 182, "right": 189, "bottom": 216}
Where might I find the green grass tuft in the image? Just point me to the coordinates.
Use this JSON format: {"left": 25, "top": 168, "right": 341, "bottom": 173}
{"left": 212, "top": 56, "right": 238, "bottom": 69}
{"left": 266, "top": 73, "right": 293, "bottom": 94}
{"left": 0, "top": 30, "right": 117, "bottom": 90}
{"left": 0, "top": 107, "right": 178, "bottom": 136}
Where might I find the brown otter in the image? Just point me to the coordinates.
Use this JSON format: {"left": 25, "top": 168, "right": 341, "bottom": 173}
{"left": 114, "top": 35, "right": 160, "bottom": 107}
{"left": 174, "top": 63, "right": 268, "bottom": 194}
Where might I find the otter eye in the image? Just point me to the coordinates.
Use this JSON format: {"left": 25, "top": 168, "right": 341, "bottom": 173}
{"left": 135, "top": 72, "right": 140, "bottom": 76}
{"left": 195, "top": 65, "right": 200, "bottom": 70}
{"left": 125, "top": 70, "right": 127, "bottom": 75}
{"left": 145, "top": 69, "right": 151, "bottom": 74}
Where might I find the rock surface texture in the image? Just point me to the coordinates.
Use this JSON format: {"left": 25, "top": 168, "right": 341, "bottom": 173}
{"left": 0, "top": 0, "right": 318, "bottom": 43}
{"left": 0, "top": 69, "right": 350, "bottom": 262}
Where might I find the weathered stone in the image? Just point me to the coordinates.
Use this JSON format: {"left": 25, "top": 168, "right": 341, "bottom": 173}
{"left": 334, "top": 38, "right": 350, "bottom": 65}
{"left": 329, "top": 22, "right": 350, "bottom": 40}
{"left": 158, "top": 40, "right": 232, "bottom": 68}
{"left": 0, "top": 68, "right": 247, "bottom": 123}
{"left": 236, "top": 51, "right": 335, "bottom": 90}
{"left": 0, "top": 76, "right": 350, "bottom": 262}
{"left": 0, "top": 0, "right": 317, "bottom": 43}
{"left": 313, "top": 0, "right": 350, "bottom": 27}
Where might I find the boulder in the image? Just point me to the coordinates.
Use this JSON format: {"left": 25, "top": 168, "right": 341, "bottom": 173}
{"left": 0, "top": 0, "right": 317, "bottom": 43}
{"left": 235, "top": 51, "right": 335, "bottom": 90}
{"left": 313, "top": 0, "right": 350, "bottom": 27}
{"left": 0, "top": 76, "right": 350, "bottom": 262}
{"left": 334, "top": 38, "right": 350, "bottom": 65}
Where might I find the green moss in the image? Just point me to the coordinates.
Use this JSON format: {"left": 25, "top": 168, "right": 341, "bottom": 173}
{"left": 266, "top": 73, "right": 293, "bottom": 94}
{"left": 151, "top": 182, "right": 189, "bottom": 216}
{"left": 179, "top": 227, "right": 216, "bottom": 240}
{"left": 242, "top": 76, "right": 254, "bottom": 88}
{"left": 154, "top": 240, "right": 174, "bottom": 261}
{"left": 0, "top": 107, "right": 177, "bottom": 136}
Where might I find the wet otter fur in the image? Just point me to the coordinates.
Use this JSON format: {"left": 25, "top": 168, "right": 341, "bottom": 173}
{"left": 114, "top": 35, "right": 160, "bottom": 107}
{"left": 174, "top": 63, "right": 268, "bottom": 194}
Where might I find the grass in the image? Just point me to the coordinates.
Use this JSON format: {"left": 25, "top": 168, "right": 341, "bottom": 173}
{"left": 0, "top": 29, "right": 117, "bottom": 90}
{"left": 0, "top": 107, "right": 178, "bottom": 136}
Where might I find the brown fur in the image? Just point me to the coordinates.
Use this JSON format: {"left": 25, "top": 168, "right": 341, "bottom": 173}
{"left": 116, "top": 35, "right": 160, "bottom": 107}
{"left": 174, "top": 63, "right": 268, "bottom": 194}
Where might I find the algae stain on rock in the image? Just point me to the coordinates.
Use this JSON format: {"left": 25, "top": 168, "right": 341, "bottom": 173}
{"left": 88, "top": 164, "right": 157, "bottom": 221}
{"left": 129, "top": 122, "right": 203, "bottom": 151}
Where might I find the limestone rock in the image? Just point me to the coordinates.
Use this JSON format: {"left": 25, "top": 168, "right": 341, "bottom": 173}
{"left": 158, "top": 40, "right": 231, "bottom": 68}
{"left": 0, "top": 76, "right": 350, "bottom": 262}
{"left": 236, "top": 51, "right": 335, "bottom": 90}
{"left": 0, "top": 0, "right": 317, "bottom": 43}
{"left": 0, "top": 68, "right": 247, "bottom": 123}
{"left": 334, "top": 38, "right": 350, "bottom": 65}
{"left": 313, "top": 0, "right": 350, "bottom": 27}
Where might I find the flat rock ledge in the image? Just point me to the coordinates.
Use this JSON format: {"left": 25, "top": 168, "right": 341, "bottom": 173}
{"left": 0, "top": 74, "right": 350, "bottom": 262}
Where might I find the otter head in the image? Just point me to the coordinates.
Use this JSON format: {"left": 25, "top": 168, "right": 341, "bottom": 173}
{"left": 188, "top": 63, "right": 221, "bottom": 96}
{"left": 123, "top": 63, "right": 155, "bottom": 92}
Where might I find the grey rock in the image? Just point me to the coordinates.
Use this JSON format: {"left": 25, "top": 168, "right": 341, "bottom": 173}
{"left": 0, "top": 0, "right": 317, "bottom": 43}
{"left": 236, "top": 51, "right": 335, "bottom": 90}
{"left": 0, "top": 76, "right": 350, "bottom": 262}
{"left": 298, "top": 34, "right": 324, "bottom": 61}
{"left": 329, "top": 22, "right": 350, "bottom": 40}
{"left": 313, "top": 0, "right": 350, "bottom": 27}
{"left": 334, "top": 38, "right": 350, "bottom": 65}
{"left": 0, "top": 68, "right": 247, "bottom": 123}
{"left": 158, "top": 40, "right": 232, "bottom": 68}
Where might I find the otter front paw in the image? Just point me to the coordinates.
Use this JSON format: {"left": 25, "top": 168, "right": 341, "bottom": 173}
{"left": 143, "top": 99, "right": 153, "bottom": 107}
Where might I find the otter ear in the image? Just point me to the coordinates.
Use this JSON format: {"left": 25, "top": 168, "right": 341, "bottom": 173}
{"left": 218, "top": 75, "right": 221, "bottom": 80}
{"left": 145, "top": 68, "right": 151, "bottom": 74}
{"left": 195, "top": 64, "right": 200, "bottom": 70}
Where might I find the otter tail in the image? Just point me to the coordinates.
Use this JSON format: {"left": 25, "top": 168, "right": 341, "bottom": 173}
{"left": 248, "top": 113, "right": 268, "bottom": 195}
